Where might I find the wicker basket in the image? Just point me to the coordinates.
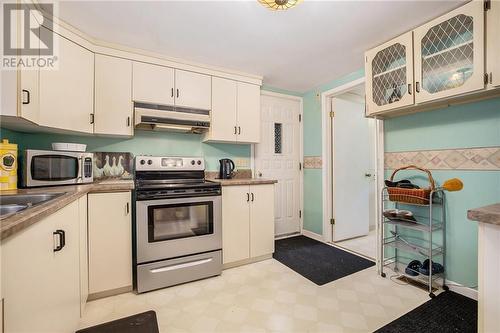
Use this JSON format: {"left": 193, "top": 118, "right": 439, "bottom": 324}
{"left": 387, "top": 165, "right": 435, "bottom": 205}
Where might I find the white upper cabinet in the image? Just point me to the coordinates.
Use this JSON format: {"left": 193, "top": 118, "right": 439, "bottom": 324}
{"left": 236, "top": 82, "right": 261, "bottom": 143}
{"left": 174, "top": 69, "right": 211, "bottom": 110}
{"left": 133, "top": 62, "right": 175, "bottom": 106}
{"left": 365, "top": 31, "right": 414, "bottom": 116}
{"left": 95, "top": 54, "right": 133, "bottom": 136}
{"left": 209, "top": 77, "right": 238, "bottom": 142}
{"left": 204, "top": 78, "right": 260, "bottom": 143}
{"left": 132, "top": 64, "right": 211, "bottom": 110}
{"left": 39, "top": 27, "right": 94, "bottom": 133}
{"left": 487, "top": 0, "right": 500, "bottom": 87}
{"left": 414, "top": 0, "right": 485, "bottom": 103}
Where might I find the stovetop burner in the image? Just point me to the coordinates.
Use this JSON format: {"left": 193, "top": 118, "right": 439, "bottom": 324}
{"left": 134, "top": 156, "right": 221, "bottom": 200}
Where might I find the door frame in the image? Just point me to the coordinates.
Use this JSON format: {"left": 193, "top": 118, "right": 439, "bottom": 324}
{"left": 253, "top": 90, "right": 304, "bottom": 235}
{"left": 320, "top": 77, "right": 384, "bottom": 265}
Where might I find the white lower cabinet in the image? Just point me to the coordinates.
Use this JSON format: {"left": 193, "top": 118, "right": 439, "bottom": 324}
{"left": 88, "top": 192, "right": 132, "bottom": 296}
{"left": 222, "top": 184, "right": 275, "bottom": 265}
{"left": 1, "top": 200, "right": 81, "bottom": 333}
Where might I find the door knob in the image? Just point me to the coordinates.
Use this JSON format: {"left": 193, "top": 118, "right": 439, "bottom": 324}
{"left": 258, "top": 172, "right": 262, "bottom": 177}
{"left": 365, "top": 173, "right": 373, "bottom": 178}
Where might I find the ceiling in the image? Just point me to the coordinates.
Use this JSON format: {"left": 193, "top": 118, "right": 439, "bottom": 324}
{"left": 49, "top": 0, "right": 464, "bottom": 93}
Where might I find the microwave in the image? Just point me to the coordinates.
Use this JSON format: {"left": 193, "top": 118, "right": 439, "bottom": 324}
{"left": 22, "top": 149, "right": 94, "bottom": 187}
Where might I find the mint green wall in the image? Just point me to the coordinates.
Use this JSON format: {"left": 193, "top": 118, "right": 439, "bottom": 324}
{"left": 301, "top": 69, "right": 365, "bottom": 234}
{"left": 0, "top": 128, "right": 250, "bottom": 171}
{"left": 385, "top": 100, "right": 500, "bottom": 287}
{"left": 300, "top": 69, "right": 499, "bottom": 287}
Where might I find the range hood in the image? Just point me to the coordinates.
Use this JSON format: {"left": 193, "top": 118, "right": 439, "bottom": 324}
{"left": 134, "top": 102, "right": 210, "bottom": 134}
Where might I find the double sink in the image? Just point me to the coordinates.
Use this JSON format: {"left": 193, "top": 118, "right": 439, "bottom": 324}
{"left": 0, "top": 193, "right": 66, "bottom": 218}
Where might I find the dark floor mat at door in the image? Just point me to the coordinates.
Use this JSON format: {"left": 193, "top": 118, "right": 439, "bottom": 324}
{"left": 273, "top": 235, "right": 375, "bottom": 285}
{"left": 76, "top": 311, "right": 159, "bottom": 333}
{"left": 375, "top": 291, "right": 477, "bottom": 333}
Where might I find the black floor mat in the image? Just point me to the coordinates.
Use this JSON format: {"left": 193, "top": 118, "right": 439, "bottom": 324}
{"left": 375, "top": 291, "right": 477, "bottom": 333}
{"left": 273, "top": 235, "right": 375, "bottom": 285}
{"left": 76, "top": 311, "right": 159, "bottom": 333}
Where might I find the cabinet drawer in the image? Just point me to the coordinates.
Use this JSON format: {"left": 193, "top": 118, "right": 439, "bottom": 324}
{"left": 136, "top": 250, "right": 222, "bottom": 293}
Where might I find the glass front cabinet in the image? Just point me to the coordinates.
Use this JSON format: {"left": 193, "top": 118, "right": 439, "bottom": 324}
{"left": 414, "top": 1, "right": 484, "bottom": 103}
{"left": 487, "top": 0, "right": 500, "bottom": 87}
{"left": 365, "top": 1, "right": 487, "bottom": 116}
{"left": 365, "top": 32, "right": 414, "bottom": 116}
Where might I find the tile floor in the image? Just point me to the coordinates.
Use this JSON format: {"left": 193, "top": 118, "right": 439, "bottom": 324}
{"left": 79, "top": 258, "right": 430, "bottom": 333}
{"left": 336, "top": 230, "right": 377, "bottom": 259}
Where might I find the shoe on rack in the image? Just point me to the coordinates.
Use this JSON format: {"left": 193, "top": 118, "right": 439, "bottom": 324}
{"left": 405, "top": 260, "right": 422, "bottom": 276}
{"left": 418, "top": 259, "right": 444, "bottom": 275}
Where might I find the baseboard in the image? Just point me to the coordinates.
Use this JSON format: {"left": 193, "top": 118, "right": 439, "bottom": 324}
{"left": 223, "top": 254, "right": 273, "bottom": 269}
{"left": 445, "top": 279, "right": 478, "bottom": 300}
{"left": 88, "top": 285, "right": 133, "bottom": 301}
{"left": 301, "top": 229, "right": 324, "bottom": 242}
{"left": 275, "top": 232, "right": 301, "bottom": 240}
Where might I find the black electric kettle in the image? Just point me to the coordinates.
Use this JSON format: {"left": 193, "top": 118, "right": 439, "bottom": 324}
{"left": 219, "top": 159, "right": 235, "bottom": 179}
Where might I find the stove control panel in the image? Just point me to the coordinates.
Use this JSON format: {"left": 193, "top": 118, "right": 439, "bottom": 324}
{"left": 135, "top": 156, "right": 205, "bottom": 171}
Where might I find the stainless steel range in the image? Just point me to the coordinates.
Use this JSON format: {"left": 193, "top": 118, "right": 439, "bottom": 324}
{"left": 134, "top": 156, "right": 222, "bottom": 293}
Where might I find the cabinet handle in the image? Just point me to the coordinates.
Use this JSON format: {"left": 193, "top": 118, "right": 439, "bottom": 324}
{"left": 234, "top": 126, "right": 237, "bottom": 135}
{"left": 251, "top": 193, "right": 254, "bottom": 202}
{"left": 176, "top": 89, "right": 179, "bottom": 98}
{"left": 126, "top": 116, "right": 131, "bottom": 127}
{"left": 408, "top": 83, "right": 412, "bottom": 95}
{"left": 53, "top": 230, "right": 65, "bottom": 252}
{"left": 246, "top": 193, "right": 250, "bottom": 202}
{"left": 489, "top": 72, "right": 493, "bottom": 84}
{"left": 126, "top": 202, "right": 130, "bottom": 215}
{"left": 171, "top": 88, "right": 174, "bottom": 98}
{"left": 415, "top": 81, "right": 420, "bottom": 93}
{"left": 22, "top": 89, "right": 30, "bottom": 104}
{"left": 90, "top": 113, "right": 95, "bottom": 124}
{"left": 238, "top": 126, "right": 241, "bottom": 135}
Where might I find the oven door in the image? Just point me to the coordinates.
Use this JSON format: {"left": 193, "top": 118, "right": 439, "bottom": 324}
{"left": 135, "top": 195, "right": 221, "bottom": 263}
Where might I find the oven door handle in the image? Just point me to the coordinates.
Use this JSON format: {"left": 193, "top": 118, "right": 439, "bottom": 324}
{"left": 149, "top": 258, "right": 213, "bottom": 274}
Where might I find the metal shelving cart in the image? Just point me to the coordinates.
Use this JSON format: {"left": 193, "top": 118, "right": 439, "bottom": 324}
{"left": 379, "top": 187, "right": 448, "bottom": 298}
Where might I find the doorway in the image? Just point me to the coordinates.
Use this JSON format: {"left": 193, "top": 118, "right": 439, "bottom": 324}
{"left": 255, "top": 91, "right": 303, "bottom": 237}
{"left": 321, "top": 80, "right": 383, "bottom": 261}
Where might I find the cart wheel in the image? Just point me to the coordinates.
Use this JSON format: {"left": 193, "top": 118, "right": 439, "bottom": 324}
{"left": 381, "top": 272, "right": 386, "bottom": 278}
{"left": 442, "top": 285, "right": 449, "bottom": 291}
{"left": 429, "top": 293, "right": 436, "bottom": 298}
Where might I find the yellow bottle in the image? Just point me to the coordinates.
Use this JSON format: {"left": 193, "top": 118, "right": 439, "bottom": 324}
{"left": 0, "top": 139, "right": 18, "bottom": 191}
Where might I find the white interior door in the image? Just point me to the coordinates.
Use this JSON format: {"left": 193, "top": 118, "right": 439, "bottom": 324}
{"left": 332, "top": 97, "right": 375, "bottom": 241}
{"left": 255, "top": 94, "right": 301, "bottom": 236}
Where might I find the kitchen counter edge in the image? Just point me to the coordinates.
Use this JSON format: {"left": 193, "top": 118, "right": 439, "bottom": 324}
{"left": 0, "top": 181, "right": 134, "bottom": 241}
{"left": 207, "top": 178, "right": 278, "bottom": 186}
{"left": 467, "top": 203, "right": 500, "bottom": 226}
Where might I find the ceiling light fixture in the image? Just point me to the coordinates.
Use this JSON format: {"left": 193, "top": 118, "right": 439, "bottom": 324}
{"left": 258, "top": 0, "right": 302, "bottom": 11}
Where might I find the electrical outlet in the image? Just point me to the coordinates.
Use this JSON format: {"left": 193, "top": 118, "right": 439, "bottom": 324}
{"left": 235, "top": 158, "right": 249, "bottom": 168}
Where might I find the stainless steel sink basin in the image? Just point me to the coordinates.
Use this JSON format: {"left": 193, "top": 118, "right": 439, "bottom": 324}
{"left": 0, "top": 192, "right": 66, "bottom": 218}
{"left": 0, "top": 204, "right": 28, "bottom": 216}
